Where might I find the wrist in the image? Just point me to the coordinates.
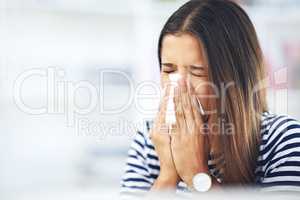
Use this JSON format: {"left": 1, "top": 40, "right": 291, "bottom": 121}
{"left": 157, "top": 172, "right": 179, "bottom": 186}
{"left": 185, "top": 165, "right": 209, "bottom": 188}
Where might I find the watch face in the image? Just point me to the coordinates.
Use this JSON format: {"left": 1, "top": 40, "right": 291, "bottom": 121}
{"left": 193, "top": 173, "right": 212, "bottom": 192}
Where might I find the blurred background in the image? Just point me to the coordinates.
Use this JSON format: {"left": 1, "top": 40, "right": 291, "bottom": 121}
{"left": 0, "top": 0, "right": 299, "bottom": 199}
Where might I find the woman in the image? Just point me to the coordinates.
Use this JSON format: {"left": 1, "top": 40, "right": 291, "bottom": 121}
{"left": 121, "top": 0, "right": 300, "bottom": 196}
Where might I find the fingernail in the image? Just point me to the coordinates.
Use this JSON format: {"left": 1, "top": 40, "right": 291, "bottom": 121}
{"left": 188, "top": 82, "right": 195, "bottom": 94}
{"left": 174, "top": 86, "right": 178, "bottom": 96}
{"left": 180, "top": 78, "right": 187, "bottom": 88}
{"left": 179, "top": 78, "right": 187, "bottom": 93}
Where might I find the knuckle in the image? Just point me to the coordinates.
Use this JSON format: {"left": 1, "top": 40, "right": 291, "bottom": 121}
{"left": 177, "top": 111, "right": 184, "bottom": 118}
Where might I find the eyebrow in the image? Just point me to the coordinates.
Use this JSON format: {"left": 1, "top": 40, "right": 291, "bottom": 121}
{"left": 162, "top": 63, "right": 205, "bottom": 68}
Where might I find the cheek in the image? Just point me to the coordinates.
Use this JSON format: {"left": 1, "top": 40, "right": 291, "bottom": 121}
{"left": 189, "top": 75, "right": 209, "bottom": 93}
{"left": 189, "top": 77, "right": 215, "bottom": 111}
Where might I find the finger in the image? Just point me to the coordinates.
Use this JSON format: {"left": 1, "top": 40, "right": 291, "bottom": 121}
{"left": 156, "top": 84, "right": 171, "bottom": 125}
{"left": 190, "top": 85, "right": 208, "bottom": 123}
{"left": 154, "top": 84, "right": 173, "bottom": 136}
{"left": 188, "top": 81, "right": 196, "bottom": 96}
{"left": 169, "top": 123, "right": 177, "bottom": 137}
{"left": 158, "top": 123, "right": 169, "bottom": 135}
{"left": 174, "top": 85, "right": 185, "bottom": 137}
{"left": 189, "top": 85, "right": 204, "bottom": 125}
{"left": 179, "top": 78, "right": 194, "bottom": 133}
{"left": 191, "top": 95, "right": 204, "bottom": 134}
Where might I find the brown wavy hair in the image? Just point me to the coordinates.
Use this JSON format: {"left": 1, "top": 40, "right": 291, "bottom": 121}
{"left": 158, "top": 0, "right": 268, "bottom": 185}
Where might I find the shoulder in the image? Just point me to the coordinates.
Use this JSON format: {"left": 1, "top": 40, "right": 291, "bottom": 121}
{"left": 135, "top": 121, "right": 155, "bottom": 149}
{"left": 120, "top": 121, "right": 159, "bottom": 194}
{"left": 260, "top": 111, "right": 300, "bottom": 148}
{"left": 129, "top": 121, "right": 156, "bottom": 156}
{"left": 124, "top": 120, "right": 159, "bottom": 172}
{"left": 258, "top": 111, "right": 300, "bottom": 167}
{"left": 257, "top": 112, "right": 300, "bottom": 191}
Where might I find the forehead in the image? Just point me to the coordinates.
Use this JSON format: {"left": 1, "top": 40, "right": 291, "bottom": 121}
{"left": 161, "top": 33, "right": 205, "bottom": 64}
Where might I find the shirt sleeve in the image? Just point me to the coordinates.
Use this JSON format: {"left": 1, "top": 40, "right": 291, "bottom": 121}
{"left": 260, "top": 115, "right": 300, "bottom": 192}
{"left": 120, "top": 131, "right": 153, "bottom": 197}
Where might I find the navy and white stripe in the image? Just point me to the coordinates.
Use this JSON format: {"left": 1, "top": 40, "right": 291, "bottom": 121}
{"left": 121, "top": 111, "right": 300, "bottom": 196}
{"left": 255, "top": 112, "right": 300, "bottom": 191}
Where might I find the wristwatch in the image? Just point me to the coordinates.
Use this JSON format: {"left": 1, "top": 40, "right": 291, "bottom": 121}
{"left": 192, "top": 172, "right": 212, "bottom": 192}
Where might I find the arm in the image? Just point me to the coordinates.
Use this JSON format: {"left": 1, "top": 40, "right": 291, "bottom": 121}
{"left": 120, "top": 131, "right": 152, "bottom": 196}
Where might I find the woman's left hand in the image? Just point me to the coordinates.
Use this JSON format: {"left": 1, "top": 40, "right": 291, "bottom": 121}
{"left": 170, "top": 78, "right": 210, "bottom": 188}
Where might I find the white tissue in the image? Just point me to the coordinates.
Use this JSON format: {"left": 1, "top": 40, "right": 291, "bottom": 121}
{"left": 165, "top": 73, "right": 181, "bottom": 125}
{"left": 195, "top": 96, "right": 206, "bottom": 115}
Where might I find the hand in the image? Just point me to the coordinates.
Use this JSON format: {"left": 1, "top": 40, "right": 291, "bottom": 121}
{"left": 150, "top": 85, "right": 180, "bottom": 190}
{"left": 170, "top": 78, "right": 210, "bottom": 188}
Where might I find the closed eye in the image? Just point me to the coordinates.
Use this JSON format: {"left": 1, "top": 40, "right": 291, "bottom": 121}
{"left": 161, "top": 63, "right": 176, "bottom": 73}
{"left": 189, "top": 65, "right": 207, "bottom": 77}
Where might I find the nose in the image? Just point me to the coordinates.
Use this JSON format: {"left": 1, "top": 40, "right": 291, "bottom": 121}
{"left": 177, "top": 66, "right": 187, "bottom": 79}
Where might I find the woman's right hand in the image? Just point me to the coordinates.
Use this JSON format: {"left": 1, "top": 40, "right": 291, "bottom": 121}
{"left": 150, "top": 85, "right": 180, "bottom": 190}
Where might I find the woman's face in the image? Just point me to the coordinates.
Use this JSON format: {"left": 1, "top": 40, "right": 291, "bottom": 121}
{"left": 160, "top": 33, "right": 215, "bottom": 113}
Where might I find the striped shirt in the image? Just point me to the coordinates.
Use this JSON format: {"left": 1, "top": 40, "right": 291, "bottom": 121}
{"left": 120, "top": 111, "right": 300, "bottom": 195}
